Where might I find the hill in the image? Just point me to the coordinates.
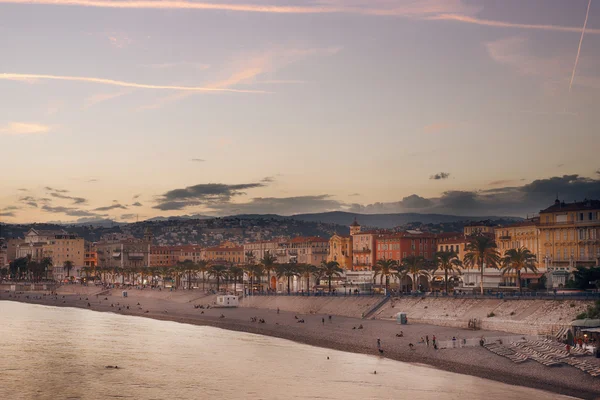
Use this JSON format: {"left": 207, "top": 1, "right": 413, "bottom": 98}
{"left": 287, "top": 211, "right": 522, "bottom": 229}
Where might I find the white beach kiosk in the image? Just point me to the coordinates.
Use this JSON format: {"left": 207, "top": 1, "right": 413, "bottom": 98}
{"left": 216, "top": 295, "right": 239, "bottom": 308}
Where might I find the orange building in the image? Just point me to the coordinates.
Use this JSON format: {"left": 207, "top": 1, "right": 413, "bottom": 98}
{"left": 375, "top": 231, "right": 438, "bottom": 263}
{"left": 84, "top": 242, "right": 97, "bottom": 268}
{"left": 202, "top": 242, "right": 244, "bottom": 265}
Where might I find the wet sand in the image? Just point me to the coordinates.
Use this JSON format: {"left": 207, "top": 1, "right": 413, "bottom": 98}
{"left": 3, "top": 290, "right": 599, "bottom": 399}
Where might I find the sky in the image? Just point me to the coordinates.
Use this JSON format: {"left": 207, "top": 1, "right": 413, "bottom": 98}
{"left": 1, "top": 0, "right": 600, "bottom": 223}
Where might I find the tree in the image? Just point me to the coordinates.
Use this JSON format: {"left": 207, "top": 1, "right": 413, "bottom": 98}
{"left": 41, "top": 257, "right": 53, "bottom": 281}
{"left": 297, "top": 264, "right": 317, "bottom": 294}
{"left": 464, "top": 235, "right": 501, "bottom": 295}
{"left": 158, "top": 266, "right": 171, "bottom": 288}
{"left": 10, "top": 257, "right": 28, "bottom": 280}
{"left": 399, "top": 255, "right": 429, "bottom": 293}
{"left": 434, "top": 251, "right": 463, "bottom": 294}
{"left": 245, "top": 251, "right": 256, "bottom": 265}
{"left": 229, "top": 266, "right": 244, "bottom": 293}
{"left": 196, "top": 260, "right": 209, "bottom": 291}
{"left": 63, "top": 260, "right": 74, "bottom": 281}
{"left": 500, "top": 247, "right": 537, "bottom": 292}
{"left": 276, "top": 264, "right": 299, "bottom": 294}
{"left": 178, "top": 259, "right": 197, "bottom": 290}
{"left": 28, "top": 261, "right": 45, "bottom": 282}
{"left": 320, "top": 261, "right": 343, "bottom": 293}
{"left": 208, "top": 265, "right": 228, "bottom": 291}
{"left": 566, "top": 266, "right": 600, "bottom": 290}
{"left": 373, "top": 259, "right": 399, "bottom": 293}
{"left": 245, "top": 264, "right": 263, "bottom": 293}
{"left": 260, "top": 253, "right": 278, "bottom": 291}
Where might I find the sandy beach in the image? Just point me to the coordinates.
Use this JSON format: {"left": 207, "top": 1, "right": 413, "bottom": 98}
{"left": 2, "top": 288, "right": 599, "bottom": 400}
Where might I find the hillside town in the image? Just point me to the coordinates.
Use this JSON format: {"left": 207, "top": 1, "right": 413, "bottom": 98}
{"left": 1, "top": 199, "right": 599, "bottom": 293}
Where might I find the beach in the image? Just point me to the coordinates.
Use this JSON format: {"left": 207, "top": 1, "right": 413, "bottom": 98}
{"left": 2, "top": 288, "right": 599, "bottom": 399}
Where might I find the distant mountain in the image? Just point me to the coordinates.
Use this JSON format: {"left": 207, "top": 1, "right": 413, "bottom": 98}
{"left": 146, "top": 214, "right": 213, "bottom": 222}
{"left": 287, "top": 211, "right": 523, "bottom": 229}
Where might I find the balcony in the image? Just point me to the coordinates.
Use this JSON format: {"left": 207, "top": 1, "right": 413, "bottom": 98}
{"left": 128, "top": 252, "right": 145, "bottom": 260}
{"left": 499, "top": 236, "right": 511, "bottom": 240}
{"left": 539, "top": 219, "right": 599, "bottom": 226}
{"left": 354, "top": 248, "right": 371, "bottom": 254}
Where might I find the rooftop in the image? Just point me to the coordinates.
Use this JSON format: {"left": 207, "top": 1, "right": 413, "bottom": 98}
{"left": 540, "top": 199, "right": 600, "bottom": 213}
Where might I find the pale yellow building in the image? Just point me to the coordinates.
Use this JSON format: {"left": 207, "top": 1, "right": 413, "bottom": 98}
{"left": 463, "top": 221, "right": 496, "bottom": 236}
{"left": 538, "top": 199, "right": 600, "bottom": 287}
{"left": 495, "top": 218, "right": 540, "bottom": 262}
{"left": 327, "top": 234, "right": 352, "bottom": 270}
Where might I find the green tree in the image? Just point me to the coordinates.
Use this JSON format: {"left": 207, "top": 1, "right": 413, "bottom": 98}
{"left": 41, "top": 257, "right": 53, "bottom": 280}
{"left": 434, "top": 251, "right": 463, "bottom": 294}
{"left": 399, "top": 255, "right": 429, "bottom": 292}
{"left": 276, "top": 264, "right": 299, "bottom": 294}
{"left": 63, "top": 260, "right": 74, "bottom": 280}
{"left": 178, "top": 259, "right": 197, "bottom": 290}
{"left": 320, "top": 261, "right": 343, "bottom": 293}
{"left": 260, "top": 252, "right": 278, "bottom": 291}
{"left": 297, "top": 264, "right": 317, "bottom": 294}
{"left": 464, "top": 235, "right": 501, "bottom": 295}
{"left": 159, "top": 266, "right": 171, "bottom": 288}
{"left": 10, "top": 257, "right": 29, "bottom": 280}
{"left": 229, "top": 265, "right": 244, "bottom": 293}
{"left": 373, "top": 259, "right": 399, "bottom": 293}
{"left": 208, "top": 264, "right": 228, "bottom": 291}
{"left": 500, "top": 247, "right": 537, "bottom": 292}
{"left": 246, "top": 264, "right": 263, "bottom": 293}
{"left": 566, "top": 266, "right": 600, "bottom": 290}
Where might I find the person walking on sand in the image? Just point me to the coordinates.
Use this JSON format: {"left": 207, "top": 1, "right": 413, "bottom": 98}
{"left": 322, "top": 317, "right": 325, "bottom": 325}
{"left": 426, "top": 335, "right": 429, "bottom": 347}
{"left": 277, "top": 307, "right": 280, "bottom": 314}
{"left": 377, "top": 338, "right": 381, "bottom": 350}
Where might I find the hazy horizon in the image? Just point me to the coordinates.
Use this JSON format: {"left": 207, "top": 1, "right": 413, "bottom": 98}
{"left": 1, "top": 0, "right": 600, "bottom": 223}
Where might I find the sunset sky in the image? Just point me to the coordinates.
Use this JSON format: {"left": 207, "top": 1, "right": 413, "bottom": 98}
{"left": 1, "top": 0, "right": 599, "bottom": 223}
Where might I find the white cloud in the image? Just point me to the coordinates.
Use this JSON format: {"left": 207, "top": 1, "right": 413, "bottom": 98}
{"left": 0, "top": 122, "right": 50, "bottom": 135}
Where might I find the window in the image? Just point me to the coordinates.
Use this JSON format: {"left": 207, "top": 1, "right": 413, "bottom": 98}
{"left": 580, "top": 248, "right": 585, "bottom": 259}
{"left": 545, "top": 231, "right": 550, "bottom": 240}
{"left": 579, "top": 230, "right": 586, "bottom": 240}
{"left": 563, "top": 231, "right": 567, "bottom": 241}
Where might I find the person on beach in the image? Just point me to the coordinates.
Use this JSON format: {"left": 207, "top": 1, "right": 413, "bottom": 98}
{"left": 322, "top": 317, "right": 325, "bottom": 325}
{"left": 432, "top": 335, "right": 436, "bottom": 347}
{"left": 452, "top": 337, "right": 457, "bottom": 348}
{"left": 277, "top": 308, "right": 280, "bottom": 314}
{"left": 328, "top": 315, "right": 332, "bottom": 322}
{"left": 426, "top": 335, "right": 429, "bottom": 347}
{"left": 377, "top": 338, "right": 381, "bottom": 349}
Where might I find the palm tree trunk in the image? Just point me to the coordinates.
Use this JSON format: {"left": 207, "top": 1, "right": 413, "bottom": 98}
{"left": 517, "top": 269, "right": 522, "bottom": 293}
{"left": 413, "top": 273, "right": 416, "bottom": 292}
{"left": 306, "top": 276, "right": 310, "bottom": 295}
{"left": 328, "top": 276, "right": 332, "bottom": 292}
{"left": 445, "top": 269, "right": 449, "bottom": 294}
{"left": 480, "top": 264, "right": 484, "bottom": 295}
{"left": 217, "top": 276, "right": 220, "bottom": 291}
{"left": 287, "top": 276, "right": 291, "bottom": 294}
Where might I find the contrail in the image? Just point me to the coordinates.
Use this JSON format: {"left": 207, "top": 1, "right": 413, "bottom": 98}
{"left": 569, "top": 0, "right": 593, "bottom": 92}
{"left": 1, "top": 0, "right": 600, "bottom": 35}
{"left": 428, "top": 13, "right": 600, "bottom": 35}
{"left": 0, "top": 73, "right": 269, "bottom": 93}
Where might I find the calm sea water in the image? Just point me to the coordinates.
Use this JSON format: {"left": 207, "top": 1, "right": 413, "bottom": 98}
{"left": 0, "top": 301, "right": 569, "bottom": 400}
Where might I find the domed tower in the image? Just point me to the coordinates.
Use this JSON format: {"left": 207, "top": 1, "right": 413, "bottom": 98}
{"left": 350, "top": 217, "right": 361, "bottom": 235}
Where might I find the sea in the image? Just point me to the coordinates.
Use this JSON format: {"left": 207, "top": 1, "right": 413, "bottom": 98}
{"left": 0, "top": 301, "right": 570, "bottom": 399}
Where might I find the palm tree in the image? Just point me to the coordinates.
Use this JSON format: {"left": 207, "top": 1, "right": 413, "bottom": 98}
{"left": 159, "top": 266, "right": 171, "bottom": 288}
{"left": 81, "top": 266, "right": 92, "bottom": 280}
{"left": 373, "top": 259, "right": 399, "bottom": 293}
{"left": 434, "top": 251, "right": 463, "bottom": 294}
{"left": 297, "top": 264, "right": 317, "bottom": 294}
{"left": 260, "top": 253, "right": 278, "bottom": 291}
{"left": 245, "top": 251, "right": 256, "bottom": 265}
{"left": 229, "top": 266, "right": 244, "bottom": 293}
{"left": 178, "top": 259, "right": 196, "bottom": 289}
{"left": 399, "top": 255, "right": 429, "bottom": 293}
{"left": 63, "top": 260, "right": 74, "bottom": 281}
{"left": 197, "top": 260, "right": 209, "bottom": 291}
{"left": 320, "top": 261, "right": 343, "bottom": 293}
{"left": 276, "top": 264, "right": 299, "bottom": 294}
{"left": 41, "top": 257, "right": 53, "bottom": 281}
{"left": 464, "top": 235, "right": 501, "bottom": 295}
{"left": 500, "top": 247, "right": 537, "bottom": 293}
{"left": 246, "top": 264, "right": 263, "bottom": 293}
{"left": 209, "top": 265, "right": 228, "bottom": 292}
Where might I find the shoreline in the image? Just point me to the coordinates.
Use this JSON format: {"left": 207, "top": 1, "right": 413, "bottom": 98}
{"left": 2, "top": 293, "right": 599, "bottom": 399}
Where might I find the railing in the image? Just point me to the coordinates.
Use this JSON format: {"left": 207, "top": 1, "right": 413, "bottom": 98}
{"left": 499, "top": 236, "right": 511, "bottom": 240}
{"left": 539, "top": 219, "right": 599, "bottom": 226}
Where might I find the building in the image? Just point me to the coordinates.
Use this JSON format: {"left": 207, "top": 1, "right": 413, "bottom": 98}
{"left": 0, "top": 246, "right": 7, "bottom": 268}
{"left": 84, "top": 243, "right": 97, "bottom": 269}
{"left": 96, "top": 235, "right": 152, "bottom": 270}
{"left": 349, "top": 219, "right": 378, "bottom": 270}
{"left": 538, "top": 199, "right": 600, "bottom": 288}
{"left": 6, "top": 238, "right": 25, "bottom": 262}
{"left": 463, "top": 221, "right": 497, "bottom": 236}
{"left": 23, "top": 228, "right": 68, "bottom": 244}
{"left": 202, "top": 241, "right": 244, "bottom": 265}
{"left": 174, "top": 245, "right": 203, "bottom": 264}
{"left": 150, "top": 246, "right": 178, "bottom": 267}
{"left": 375, "top": 231, "right": 438, "bottom": 263}
{"left": 244, "top": 240, "right": 284, "bottom": 264}
{"left": 327, "top": 234, "right": 352, "bottom": 269}
{"left": 287, "top": 236, "right": 329, "bottom": 265}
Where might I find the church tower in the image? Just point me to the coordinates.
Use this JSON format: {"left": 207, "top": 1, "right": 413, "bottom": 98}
{"left": 143, "top": 227, "right": 153, "bottom": 244}
{"left": 350, "top": 217, "right": 361, "bottom": 235}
